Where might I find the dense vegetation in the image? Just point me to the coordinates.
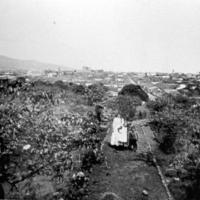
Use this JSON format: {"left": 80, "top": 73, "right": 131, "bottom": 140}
{"left": 2, "top": 77, "right": 199, "bottom": 200}
{"left": 148, "top": 94, "right": 200, "bottom": 200}
{"left": 0, "top": 78, "right": 110, "bottom": 199}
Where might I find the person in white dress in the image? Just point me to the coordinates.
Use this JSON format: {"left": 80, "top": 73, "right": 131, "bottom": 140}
{"left": 110, "top": 114, "right": 128, "bottom": 147}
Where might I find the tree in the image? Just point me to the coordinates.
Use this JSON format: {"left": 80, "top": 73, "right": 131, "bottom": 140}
{"left": 116, "top": 95, "right": 136, "bottom": 121}
{"left": 119, "top": 84, "right": 149, "bottom": 102}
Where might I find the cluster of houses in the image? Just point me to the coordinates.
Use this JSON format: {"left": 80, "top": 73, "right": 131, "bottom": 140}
{"left": 41, "top": 68, "right": 200, "bottom": 100}
{"left": 53, "top": 68, "right": 130, "bottom": 94}
{"left": 131, "top": 72, "right": 200, "bottom": 100}
{"left": 1, "top": 67, "right": 200, "bottom": 101}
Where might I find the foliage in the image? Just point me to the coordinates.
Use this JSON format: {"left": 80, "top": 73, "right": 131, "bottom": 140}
{"left": 150, "top": 117, "right": 177, "bottom": 153}
{"left": 149, "top": 93, "right": 200, "bottom": 200}
{"left": 173, "top": 94, "right": 196, "bottom": 109}
{"left": 118, "top": 84, "right": 149, "bottom": 102}
{"left": 116, "top": 95, "right": 136, "bottom": 121}
{"left": 0, "top": 78, "right": 107, "bottom": 199}
{"left": 87, "top": 83, "right": 108, "bottom": 104}
{"left": 72, "top": 84, "right": 86, "bottom": 95}
{"left": 147, "top": 98, "right": 168, "bottom": 113}
{"left": 65, "top": 171, "right": 89, "bottom": 200}
{"left": 104, "top": 97, "right": 117, "bottom": 111}
{"left": 54, "top": 80, "right": 69, "bottom": 90}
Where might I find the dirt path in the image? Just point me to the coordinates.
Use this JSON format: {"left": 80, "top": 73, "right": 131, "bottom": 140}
{"left": 87, "top": 119, "right": 169, "bottom": 200}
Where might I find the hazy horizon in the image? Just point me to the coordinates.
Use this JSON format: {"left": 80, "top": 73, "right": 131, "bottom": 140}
{"left": 1, "top": 0, "right": 200, "bottom": 73}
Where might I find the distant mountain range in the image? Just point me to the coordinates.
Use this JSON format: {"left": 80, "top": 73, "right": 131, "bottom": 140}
{"left": 0, "top": 55, "right": 72, "bottom": 72}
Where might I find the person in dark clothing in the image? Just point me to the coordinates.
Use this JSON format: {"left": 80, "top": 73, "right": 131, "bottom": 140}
{"left": 95, "top": 105, "right": 103, "bottom": 124}
{"left": 128, "top": 126, "right": 138, "bottom": 151}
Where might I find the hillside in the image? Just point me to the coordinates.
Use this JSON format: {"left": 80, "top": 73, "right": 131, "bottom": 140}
{"left": 0, "top": 55, "right": 71, "bottom": 72}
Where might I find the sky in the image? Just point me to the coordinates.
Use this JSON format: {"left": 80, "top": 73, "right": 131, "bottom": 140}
{"left": 0, "top": 0, "right": 200, "bottom": 73}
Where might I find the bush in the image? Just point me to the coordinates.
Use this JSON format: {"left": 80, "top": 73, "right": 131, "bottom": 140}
{"left": 86, "top": 83, "right": 108, "bottom": 104}
{"left": 149, "top": 118, "right": 177, "bottom": 154}
{"left": 173, "top": 94, "right": 195, "bottom": 109}
{"left": 147, "top": 98, "right": 168, "bottom": 112}
{"left": 72, "top": 84, "right": 86, "bottom": 95}
{"left": 54, "top": 80, "right": 69, "bottom": 90}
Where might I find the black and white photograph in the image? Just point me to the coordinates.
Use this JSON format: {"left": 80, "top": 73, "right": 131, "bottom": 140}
{"left": 0, "top": 0, "right": 200, "bottom": 199}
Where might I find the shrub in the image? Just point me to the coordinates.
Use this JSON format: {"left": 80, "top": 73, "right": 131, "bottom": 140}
{"left": 147, "top": 98, "right": 168, "bottom": 112}
{"left": 72, "top": 84, "right": 86, "bottom": 95}
{"left": 173, "top": 94, "right": 195, "bottom": 109}
{"left": 150, "top": 118, "right": 177, "bottom": 154}
{"left": 54, "top": 80, "right": 69, "bottom": 90}
{"left": 86, "top": 83, "right": 108, "bottom": 103}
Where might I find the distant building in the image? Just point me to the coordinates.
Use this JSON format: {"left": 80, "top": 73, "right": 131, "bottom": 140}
{"left": 196, "top": 72, "right": 200, "bottom": 80}
{"left": 117, "top": 74, "right": 123, "bottom": 78}
{"left": 164, "top": 89, "right": 180, "bottom": 96}
{"left": 82, "top": 66, "right": 91, "bottom": 71}
{"left": 96, "top": 69, "right": 104, "bottom": 73}
{"left": 94, "top": 78, "right": 103, "bottom": 82}
{"left": 47, "top": 71, "right": 58, "bottom": 77}
{"left": 85, "top": 83, "right": 91, "bottom": 86}
{"left": 176, "top": 84, "right": 186, "bottom": 90}
{"left": 27, "top": 70, "right": 43, "bottom": 77}
{"left": 137, "top": 72, "right": 146, "bottom": 78}
{"left": 156, "top": 72, "right": 168, "bottom": 76}
{"left": 116, "top": 78, "right": 123, "bottom": 82}
{"left": 108, "top": 91, "right": 118, "bottom": 97}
